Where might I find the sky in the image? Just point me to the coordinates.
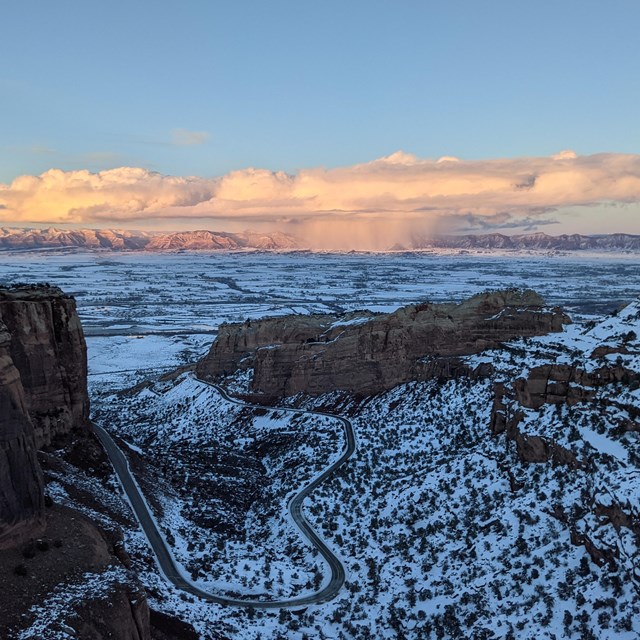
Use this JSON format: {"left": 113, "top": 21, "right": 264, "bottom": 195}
{"left": 2, "top": 1, "right": 640, "bottom": 246}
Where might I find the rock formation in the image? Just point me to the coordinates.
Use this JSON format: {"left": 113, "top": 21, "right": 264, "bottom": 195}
{"left": 198, "top": 289, "right": 569, "bottom": 397}
{"left": 0, "top": 284, "right": 158, "bottom": 639}
{"left": 511, "top": 363, "right": 637, "bottom": 410}
{"left": 0, "top": 284, "right": 89, "bottom": 547}
{"left": 0, "top": 320, "right": 45, "bottom": 547}
{"left": 489, "top": 361, "right": 639, "bottom": 467}
{"left": 0, "top": 285, "right": 89, "bottom": 448}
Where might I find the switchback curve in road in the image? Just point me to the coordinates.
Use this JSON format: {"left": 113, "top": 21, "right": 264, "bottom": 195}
{"left": 93, "top": 376, "right": 356, "bottom": 608}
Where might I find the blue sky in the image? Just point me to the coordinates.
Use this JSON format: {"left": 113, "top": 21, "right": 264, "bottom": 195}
{"left": 3, "top": 0, "right": 639, "bottom": 180}
{"left": 1, "top": 1, "right": 639, "bottom": 239}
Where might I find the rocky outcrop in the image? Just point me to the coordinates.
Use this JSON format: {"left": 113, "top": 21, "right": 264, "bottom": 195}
{"left": 570, "top": 529, "right": 619, "bottom": 570}
{"left": 513, "top": 431, "right": 580, "bottom": 468}
{"left": 198, "top": 289, "right": 569, "bottom": 398}
{"left": 594, "top": 500, "right": 639, "bottom": 535}
{"left": 71, "top": 581, "right": 151, "bottom": 640}
{"left": 0, "top": 321, "right": 45, "bottom": 548}
{"left": 489, "top": 359, "right": 639, "bottom": 468}
{"left": 512, "top": 363, "right": 637, "bottom": 410}
{"left": 0, "top": 285, "right": 89, "bottom": 548}
{"left": 0, "top": 504, "right": 152, "bottom": 639}
{"left": 489, "top": 382, "right": 580, "bottom": 468}
{"left": 0, "top": 285, "right": 89, "bottom": 448}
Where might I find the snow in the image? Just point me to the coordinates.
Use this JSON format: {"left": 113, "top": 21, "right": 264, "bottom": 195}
{"left": 329, "top": 315, "right": 372, "bottom": 329}
{"left": 3, "top": 252, "right": 640, "bottom": 639}
{"left": 16, "top": 567, "right": 135, "bottom": 640}
{"left": 579, "top": 427, "right": 629, "bottom": 463}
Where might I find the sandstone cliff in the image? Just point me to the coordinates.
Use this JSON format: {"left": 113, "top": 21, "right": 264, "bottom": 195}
{"left": 490, "top": 360, "right": 639, "bottom": 466}
{"left": 198, "top": 289, "right": 569, "bottom": 397}
{"left": 0, "top": 285, "right": 158, "bottom": 639}
{"left": 0, "top": 284, "right": 88, "bottom": 547}
{"left": 0, "top": 320, "right": 45, "bottom": 547}
{"left": 0, "top": 285, "right": 89, "bottom": 448}
{"left": 512, "top": 362, "right": 637, "bottom": 410}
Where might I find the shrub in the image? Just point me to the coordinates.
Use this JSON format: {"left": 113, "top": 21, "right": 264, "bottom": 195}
{"left": 36, "top": 539, "right": 50, "bottom": 552}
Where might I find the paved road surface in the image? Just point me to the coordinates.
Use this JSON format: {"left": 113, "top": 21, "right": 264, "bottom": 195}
{"left": 93, "top": 377, "right": 356, "bottom": 608}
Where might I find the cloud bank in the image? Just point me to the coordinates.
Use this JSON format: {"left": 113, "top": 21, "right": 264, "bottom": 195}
{"left": 1, "top": 151, "right": 640, "bottom": 249}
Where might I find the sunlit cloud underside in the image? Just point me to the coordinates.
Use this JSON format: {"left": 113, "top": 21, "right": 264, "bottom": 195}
{"left": 1, "top": 151, "right": 639, "bottom": 249}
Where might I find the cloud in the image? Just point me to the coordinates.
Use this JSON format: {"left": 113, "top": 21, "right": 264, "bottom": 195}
{"left": 0, "top": 167, "right": 215, "bottom": 224}
{"left": 28, "top": 145, "right": 57, "bottom": 156}
{"left": 4, "top": 144, "right": 56, "bottom": 155}
{"left": 451, "top": 213, "right": 559, "bottom": 233}
{"left": 1, "top": 151, "right": 640, "bottom": 248}
{"left": 171, "top": 129, "right": 210, "bottom": 146}
{"left": 551, "top": 149, "right": 578, "bottom": 160}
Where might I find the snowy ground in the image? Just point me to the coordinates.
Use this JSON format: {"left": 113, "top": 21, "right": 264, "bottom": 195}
{"left": 92, "top": 300, "right": 640, "bottom": 639}
{"left": 2, "top": 251, "right": 640, "bottom": 639}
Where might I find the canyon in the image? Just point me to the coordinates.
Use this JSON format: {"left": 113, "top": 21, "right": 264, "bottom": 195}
{"left": 1, "top": 270, "right": 639, "bottom": 639}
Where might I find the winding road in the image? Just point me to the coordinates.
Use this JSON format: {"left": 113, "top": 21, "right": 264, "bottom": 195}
{"left": 93, "top": 377, "right": 356, "bottom": 608}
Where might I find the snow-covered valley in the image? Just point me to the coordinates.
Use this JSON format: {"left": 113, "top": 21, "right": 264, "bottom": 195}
{"left": 1, "top": 251, "right": 639, "bottom": 639}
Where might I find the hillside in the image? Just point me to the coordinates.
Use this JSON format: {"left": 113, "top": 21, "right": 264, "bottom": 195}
{"left": 94, "top": 293, "right": 640, "bottom": 639}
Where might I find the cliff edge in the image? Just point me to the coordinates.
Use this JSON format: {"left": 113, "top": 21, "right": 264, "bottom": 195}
{"left": 0, "top": 284, "right": 158, "bottom": 639}
{"left": 197, "top": 289, "right": 570, "bottom": 398}
{"left": 0, "top": 284, "right": 89, "bottom": 548}
{"left": 0, "top": 285, "right": 89, "bottom": 448}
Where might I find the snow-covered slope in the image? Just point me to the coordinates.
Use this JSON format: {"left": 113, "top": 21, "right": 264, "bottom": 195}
{"left": 87, "top": 298, "right": 640, "bottom": 639}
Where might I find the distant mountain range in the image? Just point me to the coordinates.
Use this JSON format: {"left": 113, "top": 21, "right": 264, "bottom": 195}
{"left": 407, "top": 232, "right": 640, "bottom": 251}
{"left": 0, "top": 228, "right": 300, "bottom": 251}
{"left": 0, "top": 227, "right": 639, "bottom": 252}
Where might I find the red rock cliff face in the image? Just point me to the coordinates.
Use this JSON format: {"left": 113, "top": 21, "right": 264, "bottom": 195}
{"left": 512, "top": 363, "right": 637, "bottom": 410}
{"left": 0, "top": 321, "right": 45, "bottom": 548}
{"left": 0, "top": 285, "right": 89, "bottom": 548}
{"left": 0, "top": 286, "right": 156, "bottom": 639}
{"left": 0, "top": 286, "right": 89, "bottom": 448}
{"left": 198, "top": 289, "right": 569, "bottom": 398}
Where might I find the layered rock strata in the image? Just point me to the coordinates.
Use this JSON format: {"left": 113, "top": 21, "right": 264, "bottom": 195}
{"left": 0, "top": 285, "right": 89, "bottom": 448}
{"left": 198, "top": 289, "right": 569, "bottom": 397}
{"left": 512, "top": 362, "right": 637, "bottom": 410}
{"left": 0, "top": 285, "right": 89, "bottom": 547}
{"left": 490, "top": 362, "right": 639, "bottom": 466}
{"left": 0, "top": 285, "right": 157, "bottom": 638}
{"left": 0, "top": 321, "right": 45, "bottom": 547}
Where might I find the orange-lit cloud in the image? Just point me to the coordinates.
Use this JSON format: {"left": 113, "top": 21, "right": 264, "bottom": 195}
{"left": 1, "top": 151, "right": 640, "bottom": 248}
